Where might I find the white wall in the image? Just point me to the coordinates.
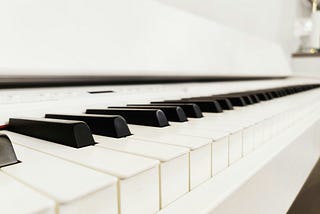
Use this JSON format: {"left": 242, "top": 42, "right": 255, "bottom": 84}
{"left": 0, "top": 0, "right": 291, "bottom": 77}
{"left": 158, "top": 0, "right": 311, "bottom": 55}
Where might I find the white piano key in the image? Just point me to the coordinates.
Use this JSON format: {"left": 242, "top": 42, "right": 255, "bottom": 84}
{"left": 189, "top": 143, "right": 211, "bottom": 188}
{"left": 263, "top": 119, "right": 273, "bottom": 142}
{"left": 167, "top": 120, "right": 243, "bottom": 166}
{"left": 254, "top": 122, "right": 265, "bottom": 148}
{"left": 202, "top": 112, "right": 257, "bottom": 127}
{"left": 155, "top": 123, "right": 231, "bottom": 176}
{"left": 188, "top": 118, "right": 255, "bottom": 157}
{"left": 268, "top": 116, "right": 278, "bottom": 137}
{"left": 156, "top": 102, "right": 320, "bottom": 214}
{"left": 228, "top": 131, "right": 243, "bottom": 164}
{"left": 159, "top": 152, "right": 189, "bottom": 206}
{"left": 0, "top": 172, "right": 55, "bottom": 214}
{"left": 155, "top": 123, "right": 231, "bottom": 177}
{"left": 177, "top": 118, "right": 245, "bottom": 135}
{"left": 129, "top": 125, "right": 210, "bottom": 149}
{"left": 93, "top": 135, "right": 189, "bottom": 208}
{"left": 1, "top": 144, "right": 118, "bottom": 214}
{"left": 93, "top": 135, "right": 189, "bottom": 162}
{"left": 242, "top": 126, "right": 255, "bottom": 155}
{"left": 128, "top": 125, "right": 212, "bottom": 189}
{"left": 2, "top": 131, "right": 160, "bottom": 214}
{"left": 212, "top": 136, "right": 229, "bottom": 175}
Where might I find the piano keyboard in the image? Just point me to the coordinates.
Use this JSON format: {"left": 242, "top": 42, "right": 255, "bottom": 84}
{"left": 1, "top": 78, "right": 320, "bottom": 214}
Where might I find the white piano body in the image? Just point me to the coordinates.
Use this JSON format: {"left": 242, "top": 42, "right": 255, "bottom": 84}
{"left": 0, "top": 0, "right": 292, "bottom": 77}
{"left": 0, "top": 1, "right": 319, "bottom": 214}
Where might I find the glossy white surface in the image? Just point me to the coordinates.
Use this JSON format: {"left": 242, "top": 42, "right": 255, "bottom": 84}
{"left": 128, "top": 125, "right": 212, "bottom": 189}
{"left": 0, "top": 172, "right": 55, "bottom": 214}
{"left": 93, "top": 135, "right": 189, "bottom": 207}
{"left": 3, "top": 131, "right": 160, "bottom": 214}
{"left": 159, "top": 0, "right": 301, "bottom": 55}
{"left": 0, "top": 0, "right": 290, "bottom": 76}
{"left": 160, "top": 154, "right": 189, "bottom": 207}
{"left": 157, "top": 100, "right": 320, "bottom": 214}
{"left": 228, "top": 131, "right": 243, "bottom": 164}
{"left": 242, "top": 126, "right": 255, "bottom": 155}
{"left": 94, "top": 135, "right": 189, "bottom": 162}
{"left": 129, "top": 125, "right": 211, "bottom": 150}
{"left": 1, "top": 144, "right": 118, "bottom": 213}
{"left": 212, "top": 137, "right": 229, "bottom": 175}
{"left": 4, "top": 131, "right": 158, "bottom": 179}
{"left": 189, "top": 144, "right": 212, "bottom": 189}
{"left": 119, "top": 167, "right": 159, "bottom": 214}
{"left": 213, "top": 122, "right": 320, "bottom": 214}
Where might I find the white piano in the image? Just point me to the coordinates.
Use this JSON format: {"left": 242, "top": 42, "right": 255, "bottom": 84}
{"left": 0, "top": 1, "right": 319, "bottom": 214}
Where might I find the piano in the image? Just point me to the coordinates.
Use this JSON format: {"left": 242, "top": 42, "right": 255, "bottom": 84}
{"left": 0, "top": 1, "right": 319, "bottom": 214}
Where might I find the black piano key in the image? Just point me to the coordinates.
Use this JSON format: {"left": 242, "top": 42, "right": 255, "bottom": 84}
{"left": 45, "top": 114, "right": 131, "bottom": 138}
{"left": 220, "top": 93, "right": 257, "bottom": 105}
{"left": 295, "top": 86, "right": 302, "bottom": 92}
{"left": 165, "top": 100, "right": 223, "bottom": 113}
{"left": 269, "top": 91, "right": 280, "bottom": 98}
{"left": 301, "top": 86, "right": 307, "bottom": 91}
{"left": 277, "top": 89, "right": 286, "bottom": 97}
{"left": 276, "top": 90, "right": 284, "bottom": 97}
{"left": 300, "top": 86, "right": 307, "bottom": 91}
{"left": 8, "top": 118, "right": 95, "bottom": 148}
{"left": 299, "top": 86, "right": 306, "bottom": 91}
{"left": 223, "top": 96, "right": 247, "bottom": 106}
{"left": 0, "top": 134, "right": 19, "bottom": 168}
{"left": 240, "top": 93, "right": 259, "bottom": 103}
{"left": 149, "top": 102, "right": 203, "bottom": 118}
{"left": 86, "top": 108, "right": 169, "bottom": 127}
{"left": 300, "top": 86, "right": 307, "bottom": 92}
{"left": 294, "top": 87, "right": 300, "bottom": 92}
{"left": 241, "top": 95, "right": 254, "bottom": 104}
{"left": 182, "top": 97, "right": 233, "bottom": 110}
{"left": 272, "top": 90, "right": 280, "bottom": 97}
{"left": 265, "top": 92, "right": 274, "bottom": 99}
{"left": 299, "top": 86, "right": 306, "bottom": 92}
{"left": 204, "top": 93, "right": 254, "bottom": 106}
{"left": 256, "top": 92, "right": 269, "bottom": 101}
{"left": 248, "top": 94, "right": 260, "bottom": 103}
{"left": 222, "top": 95, "right": 248, "bottom": 106}
{"left": 265, "top": 92, "right": 273, "bottom": 99}
{"left": 280, "top": 89, "right": 289, "bottom": 96}
{"left": 289, "top": 87, "right": 296, "bottom": 93}
{"left": 293, "top": 87, "right": 301, "bottom": 93}
{"left": 125, "top": 105, "right": 188, "bottom": 122}
{"left": 286, "top": 88, "right": 295, "bottom": 95}
{"left": 216, "top": 98, "right": 234, "bottom": 110}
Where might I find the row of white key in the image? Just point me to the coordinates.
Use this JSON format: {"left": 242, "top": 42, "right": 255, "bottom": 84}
{"left": 156, "top": 88, "right": 320, "bottom": 214}
{"left": 93, "top": 86, "right": 320, "bottom": 209}
{"left": 97, "top": 87, "right": 320, "bottom": 209}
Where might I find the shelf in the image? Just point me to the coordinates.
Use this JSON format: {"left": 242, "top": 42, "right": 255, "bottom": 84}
{"left": 292, "top": 53, "right": 320, "bottom": 57}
